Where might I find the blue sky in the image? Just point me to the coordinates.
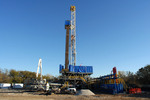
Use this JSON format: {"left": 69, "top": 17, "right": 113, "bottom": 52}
{"left": 0, "top": 0, "right": 150, "bottom": 77}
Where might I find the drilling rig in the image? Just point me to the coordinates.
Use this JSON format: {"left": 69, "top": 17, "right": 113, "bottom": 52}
{"left": 59, "top": 6, "right": 93, "bottom": 89}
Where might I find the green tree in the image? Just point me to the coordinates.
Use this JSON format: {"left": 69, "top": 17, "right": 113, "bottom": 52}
{"left": 136, "top": 65, "right": 150, "bottom": 84}
{"left": 9, "top": 69, "right": 19, "bottom": 77}
{"left": 43, "top": 74, "right": 54, "bottom": 81}
{"left": 9, "top": 69, "right": 20, "bottom": 83}
{"left": 119, "top": 71, "right": 137, "bottom": 85}
{"left": 0, "top": 69, "right": 3, "bottom": 83}
{"left": 19, "top": 71, "right": 36, "bottom": 83}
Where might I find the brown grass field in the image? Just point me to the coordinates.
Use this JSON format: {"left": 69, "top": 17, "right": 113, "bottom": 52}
{"left": 0, "top": 89, "right": 149, "bottom": 100}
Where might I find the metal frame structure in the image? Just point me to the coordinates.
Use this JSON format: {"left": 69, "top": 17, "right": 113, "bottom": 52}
{"left": 70, "top": 6, "right": 76, "bottom": 66}
{"left": 60, "top": 6, "right": 93, "bottom": 89}
{"left": 95, "top": 73, "right": 128, "bottom": 94}
{"left": 60, "top": 72, "right": 90, "bottom": 88}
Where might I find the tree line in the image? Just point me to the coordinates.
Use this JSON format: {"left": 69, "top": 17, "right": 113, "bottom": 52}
{"left": 0, "top": 65, "right": 149, "bottom": 85}
{"left": 119, "top": 65, "right": 150, "bottom": 85}
{"left": 0, "top": 69, "right": 55, "bottom": 83}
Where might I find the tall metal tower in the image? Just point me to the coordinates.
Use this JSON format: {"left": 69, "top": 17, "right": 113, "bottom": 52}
{"left": 70, "top": 6, "right": 76, "bottom": 66}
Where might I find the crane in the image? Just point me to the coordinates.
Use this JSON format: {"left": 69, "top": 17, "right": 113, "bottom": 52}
{"left": 24, "top": 58, "right": 48, "bottom": 91}
{"left": 36, "top": 58, "right": 42, "bottom": 81}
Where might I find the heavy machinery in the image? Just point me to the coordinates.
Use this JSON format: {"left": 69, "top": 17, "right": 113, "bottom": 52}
{"left": 36, "top": 58, "right": 43, "bottom": 83}
{"left": 24, "top": 58, "right": 49, "bottom": 91}
{"left": 96, "top": 67, "right": 125, "bottom": 94}
{"left": 24, "top": 6, "right": 93, "bottom": 94}
{"left": 59, "top": 6, "right": 93, "bottom": 91}
{"left": 94, "top": 67, "right": 141, "bottom": 94}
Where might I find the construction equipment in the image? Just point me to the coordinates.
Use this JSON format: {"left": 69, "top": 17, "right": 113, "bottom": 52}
{"left": 129, "top": 87, "right": 142, "bottom": 94}
{"left": 36, "top": 58, "right": 47, "bottom": 85}
{"left": 36, "top": 58, "right": 43, "bottom": 83}
{"left": 95, "top": 67, "right": 125, "bottom": 94}
{"left": 94, "top": 67, "right": 142, "bottom": 94}
{"left": 24, "top": 58, "right": 49, "bottom": 92}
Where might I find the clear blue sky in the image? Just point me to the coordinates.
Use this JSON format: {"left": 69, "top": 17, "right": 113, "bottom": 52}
{"left": 0, "top": 0, "right": 150, "bottom": 77}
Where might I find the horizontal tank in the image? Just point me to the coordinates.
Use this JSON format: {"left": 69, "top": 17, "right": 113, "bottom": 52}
{"left": 13, "top": 83, "right": 23, "bottom": 89}
{"left": 0, "top": 83, "right": 11, "bottom": 89}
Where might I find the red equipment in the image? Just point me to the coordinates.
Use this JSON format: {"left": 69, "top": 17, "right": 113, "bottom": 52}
{"left": 113, "top": 67, "right": 117, "bottom": 74}
{"left": 129, "top": 88, "right": 142, "bottom": 94}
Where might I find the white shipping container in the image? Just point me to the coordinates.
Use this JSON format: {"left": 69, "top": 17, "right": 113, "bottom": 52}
{"left": 13, "top": 83, "right": 23, "bottom": 89}
{"left": 0, "top": 83, "right": 11, "bottom": 89}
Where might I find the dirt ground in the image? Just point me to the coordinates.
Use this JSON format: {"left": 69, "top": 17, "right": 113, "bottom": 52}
{"left": 0, "top": 89, "right": 150, "bottom": 100}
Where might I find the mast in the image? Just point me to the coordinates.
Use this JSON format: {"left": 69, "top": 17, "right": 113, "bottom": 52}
{"left": 70, "top": 6, "right": 76, "bottom": 66}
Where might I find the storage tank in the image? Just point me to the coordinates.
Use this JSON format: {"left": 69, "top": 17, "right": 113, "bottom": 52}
{"left": 13, "top": 83, "right": 23, "bottom": 89}
{"left": 0, "top": 83, "right": 11, "bottom": 89}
